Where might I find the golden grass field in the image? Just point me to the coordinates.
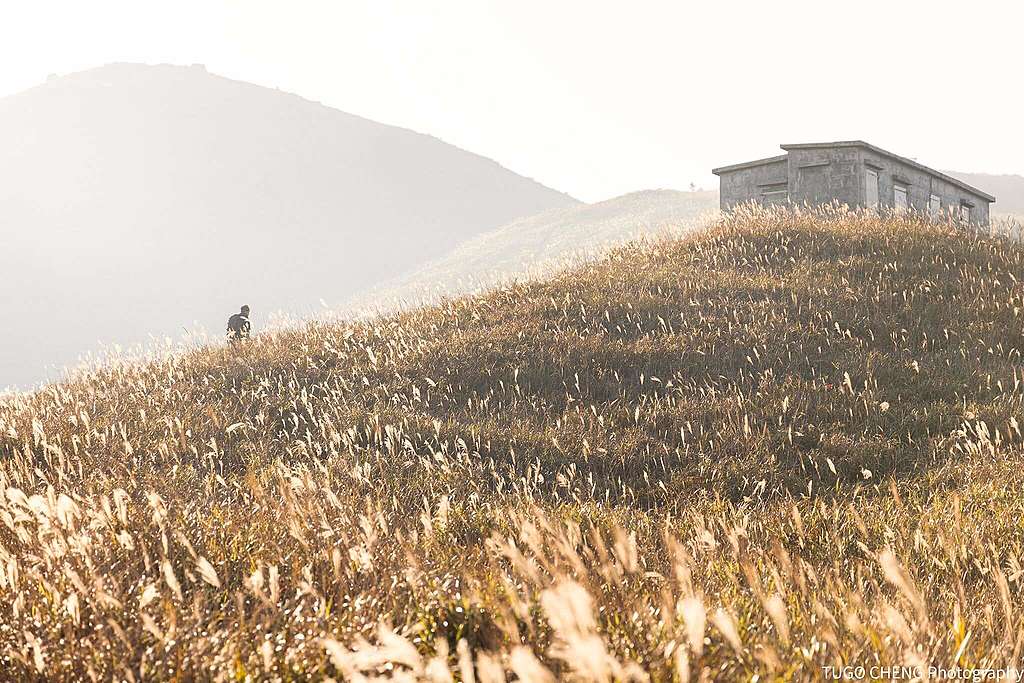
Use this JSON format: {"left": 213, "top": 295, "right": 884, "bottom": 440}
{"left": 3, "top": 206, "right": 1024, "bottom": 680}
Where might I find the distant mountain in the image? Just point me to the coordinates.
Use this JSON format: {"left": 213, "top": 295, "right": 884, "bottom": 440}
{"left": 353, "top": 189, "right": 718, "bottom": 311}
{"left": 947, "top": 171, "right": 1024, "bottom": 215}
{"left": 0, "top": 63, "right": 576, "bottom": 388}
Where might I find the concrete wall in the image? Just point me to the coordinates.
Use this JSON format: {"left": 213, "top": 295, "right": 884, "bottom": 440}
{"left": 786, "top": 147, "right": 862, "bottom": 207}
{"left": 719, "top": 158, "right": 787, "bottom": 209}
{"left": 858, "top": 149, "right": 990, "bottom": 225}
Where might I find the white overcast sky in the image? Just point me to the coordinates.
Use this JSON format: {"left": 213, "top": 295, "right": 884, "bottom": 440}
{"left": 2, "top": 0, "right": 1021, "bottom": 202}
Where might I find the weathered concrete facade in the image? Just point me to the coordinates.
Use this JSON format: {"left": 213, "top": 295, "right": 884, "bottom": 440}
{"left": 713, "top": 141, "right": 994, "bottom": 225}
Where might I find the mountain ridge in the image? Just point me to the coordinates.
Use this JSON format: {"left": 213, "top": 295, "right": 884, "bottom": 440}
{"left": 5, "top": 62, "right": 570, "bottom": 192}
{"left": 947, "top": 169, "right": 1024, "bottom": 214}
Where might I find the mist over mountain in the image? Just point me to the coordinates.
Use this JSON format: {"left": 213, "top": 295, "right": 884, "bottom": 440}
{"left": 947, "top": 171, "right": 1024, "bottom": 215}
{"left": 0, "top": 63, "right": 576, "bottom": 389}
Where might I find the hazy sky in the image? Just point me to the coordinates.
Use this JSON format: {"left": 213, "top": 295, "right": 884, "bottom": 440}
{"left": 2, "top": 0, "right": 1021, "bottom": 202}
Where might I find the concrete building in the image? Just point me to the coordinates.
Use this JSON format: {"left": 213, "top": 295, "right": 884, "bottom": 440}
{"left": 712, "top": 141, "right": 994, "bottom": 225}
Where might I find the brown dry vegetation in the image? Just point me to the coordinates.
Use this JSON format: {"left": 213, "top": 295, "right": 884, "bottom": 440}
{"left": 3, "top": 206, "right": 1024, "bottom": 680}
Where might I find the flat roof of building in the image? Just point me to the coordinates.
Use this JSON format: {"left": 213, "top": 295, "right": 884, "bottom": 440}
{"left": 713, "top": 141, "right": 995, "bottom": 203}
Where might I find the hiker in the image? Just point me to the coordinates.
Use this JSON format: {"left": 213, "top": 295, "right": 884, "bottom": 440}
{"left": 227, "top": 305, "right": 251, "bottom": 342}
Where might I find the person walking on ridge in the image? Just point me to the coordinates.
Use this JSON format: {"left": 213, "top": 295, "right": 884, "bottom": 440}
{"left": 227, "top": 305, "right": 251, "bottom": 342}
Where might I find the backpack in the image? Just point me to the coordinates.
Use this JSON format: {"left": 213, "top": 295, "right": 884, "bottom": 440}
{"left": 227, "top": 313, "right": 250, "bottom": 340}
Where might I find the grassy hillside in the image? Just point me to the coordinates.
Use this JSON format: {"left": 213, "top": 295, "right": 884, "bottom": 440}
{"left": 353, "top": 189, "right": 718, "bottom": 312}
{"left": 3, "top": 207, "right": 1024, "bottom": 679}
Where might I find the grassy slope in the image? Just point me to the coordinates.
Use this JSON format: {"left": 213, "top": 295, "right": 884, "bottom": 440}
{"left": 3, "top": 207, "right": 1024, "bottom": 679}
{"left": 350, "top": 189, "right": 718, "bottom": 313}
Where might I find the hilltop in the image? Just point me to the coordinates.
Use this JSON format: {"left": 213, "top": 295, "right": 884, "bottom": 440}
{"left": 0, "top": 63, "right": 575, "bottom": 388}
{"left": 3, "top": 208, "right": 1024, "bottom": 678}
{"left": 356, "top": 189, "right": 718, "bottom": 310}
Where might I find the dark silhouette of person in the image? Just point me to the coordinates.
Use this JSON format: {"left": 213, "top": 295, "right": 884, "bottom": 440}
{"left": 227, "top": 305, "right": 251, "bottom": 342}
